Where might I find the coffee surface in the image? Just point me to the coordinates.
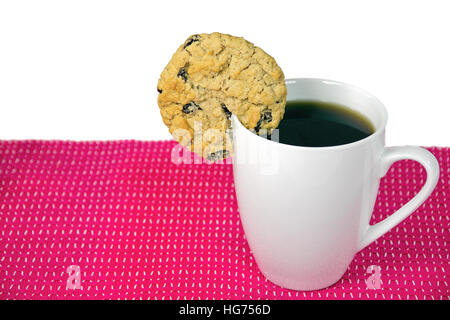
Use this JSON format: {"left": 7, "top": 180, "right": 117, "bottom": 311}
{"left": 274, "top": 100, "right": 375, "bottom": 147}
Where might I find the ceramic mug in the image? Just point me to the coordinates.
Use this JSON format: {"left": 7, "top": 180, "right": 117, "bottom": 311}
{"left": 231, "top": 78, "right": 439, "bottom": 291}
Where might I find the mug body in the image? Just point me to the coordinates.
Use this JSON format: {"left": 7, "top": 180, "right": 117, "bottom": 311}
{"left": 232, "top": 78, "right": 388, "bottom": 290}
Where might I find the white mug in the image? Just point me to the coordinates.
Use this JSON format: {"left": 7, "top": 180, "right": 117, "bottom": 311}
{"left": 231, "top": 78, "right": 439, "bottom": 291}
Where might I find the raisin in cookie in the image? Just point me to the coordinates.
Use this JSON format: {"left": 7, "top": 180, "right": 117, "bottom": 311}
{"left": 157, "top": 32, "right": 287, "bottom": 161}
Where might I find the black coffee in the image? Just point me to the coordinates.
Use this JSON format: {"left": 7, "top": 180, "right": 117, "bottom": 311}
{"left": 273, "top": 100, "right": 375, "bottom": 147}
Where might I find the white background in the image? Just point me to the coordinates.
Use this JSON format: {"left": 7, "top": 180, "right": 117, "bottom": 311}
{"left": 0, "top": 0, "right": 449, "bottom": 146}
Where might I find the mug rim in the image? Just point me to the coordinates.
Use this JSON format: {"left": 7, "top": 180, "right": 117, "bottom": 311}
{"left": 232, "top": 77, "right": 388, "bottom": 151}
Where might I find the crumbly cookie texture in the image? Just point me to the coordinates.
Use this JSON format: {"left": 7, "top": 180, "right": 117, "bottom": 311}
{"left": 157, "top": 32, "right": 287, "bottom": 161}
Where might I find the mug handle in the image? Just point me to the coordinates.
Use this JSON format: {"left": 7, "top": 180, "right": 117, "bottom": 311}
{"left": 359, "top": 146, "right": 440, "bottom": 250}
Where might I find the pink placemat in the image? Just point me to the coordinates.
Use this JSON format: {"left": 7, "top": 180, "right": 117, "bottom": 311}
{"left": 0, "top": 140, "right": 448, "bottom": 300}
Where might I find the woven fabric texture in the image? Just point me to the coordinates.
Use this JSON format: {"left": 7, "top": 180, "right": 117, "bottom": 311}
{"left": 0, "top": 140, "right": 448, "bottom": 300}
